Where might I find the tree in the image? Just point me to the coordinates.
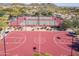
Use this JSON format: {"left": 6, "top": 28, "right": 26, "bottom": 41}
{"left": 47, "top": 11, "right": 53, "bottom": 16}
{"left": 41, "top": 11, "right": 47, "bottom": 16}
{"left": 33, "top": 12, "right": 39, "bottom": 16}
{"left": 72, "top": 19, "right": 79, "bottom": 28}
{"left": 60, "top": 18, "right": 79, "bottom": 31}
{"left": 60, "top": 20, "right": 73, "bottom": 30}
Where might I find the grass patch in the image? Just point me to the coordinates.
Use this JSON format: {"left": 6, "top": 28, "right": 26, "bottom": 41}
{"left": 33, "top": 52, "right": 50, "bottom": 56}
{"left": 0, "top": 15, "right": 9, "bottom": 20}
{"left": 0, "top": 21, "right": 8, "bottom": 27}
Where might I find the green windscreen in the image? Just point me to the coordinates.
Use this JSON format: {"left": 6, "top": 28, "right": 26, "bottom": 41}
{"left": 20, "top": 20, "right": 56, "bottom": 26}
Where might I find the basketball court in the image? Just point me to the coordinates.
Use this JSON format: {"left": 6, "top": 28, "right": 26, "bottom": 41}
{"left": 0, "top": 31, "right": 78, "bottom": 56}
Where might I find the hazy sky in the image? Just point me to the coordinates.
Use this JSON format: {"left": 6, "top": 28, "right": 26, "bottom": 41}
{"left": 55, "top": 3, "right": 79, "bottom": 7}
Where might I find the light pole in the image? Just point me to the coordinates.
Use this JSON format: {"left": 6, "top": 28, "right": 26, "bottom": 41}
{"left": 3, "top": 31, "right": 7, "bottom": 56}
{"left": 37, "top": 13, "right": 40, "bottom": 26}
{"left": 71, "top": 36, "right": 74, "bottom": 56}
{"left": 69, "top": 32, "right": 76, "bottom": 56}
{"left": 37, "top": 7, "right": 40, "bottom": 26}
{"left": 3, "top": 36, "right": 6, "bottom": 56}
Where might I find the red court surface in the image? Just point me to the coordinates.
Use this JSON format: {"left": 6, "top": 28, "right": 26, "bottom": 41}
{"left": 0, "top": 31, "right": 78, "bottom": 56}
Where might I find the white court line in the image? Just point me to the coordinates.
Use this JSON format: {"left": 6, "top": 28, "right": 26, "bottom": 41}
{"left": 38, "top": 32, "right": 41, "bottom": 54}
{"left": 0, "top": 35, "right": 27, "bottom": 52}
{"left": 55, "top": 37, "right": 73, "bottom": 44}
{"left": 34, "top": 37, "right": 46, "bottom": 44}
{"left": 6, "top": 42, "right": 22, "bottom": 44}
{"left": 4, "top": 37, "right": 25, "bottom": 44}
{"left": 53, "top": 33, "right": 72, "bottom": 52}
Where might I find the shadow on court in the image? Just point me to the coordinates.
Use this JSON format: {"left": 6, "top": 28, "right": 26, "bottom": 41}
{"left": 69, "top": 40, "right": 79, "bottom": 52}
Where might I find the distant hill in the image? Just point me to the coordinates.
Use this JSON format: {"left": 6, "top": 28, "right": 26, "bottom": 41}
{"left": 0, "top": 3, "right": 57, "bottom": 8}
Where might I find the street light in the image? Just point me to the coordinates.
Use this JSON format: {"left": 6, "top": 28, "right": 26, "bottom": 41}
{"left": 68, "top": 32, "right": 76, "bottom": 56}
{"left": 37, "top": 7, "right": 41, "bottom": 26}
{"left": 3, "top": 31, "right": 7, "bottom": 56}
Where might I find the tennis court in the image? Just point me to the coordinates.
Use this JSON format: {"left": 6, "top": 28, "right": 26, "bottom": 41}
{"left": 0, "top": 31, "right": 78, "bottom": 56}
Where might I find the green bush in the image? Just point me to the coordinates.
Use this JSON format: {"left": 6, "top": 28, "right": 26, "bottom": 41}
{"left": 33, "top": 52, "right": 49, "bottom": 56}
{"left": 33, "top": 53, "right": 42, "bottom": 56}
